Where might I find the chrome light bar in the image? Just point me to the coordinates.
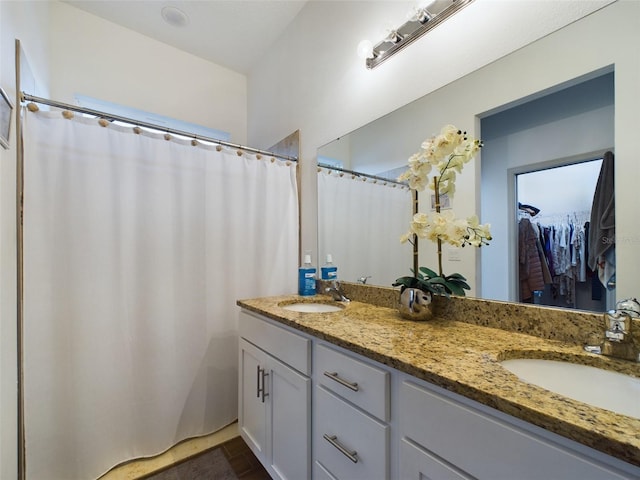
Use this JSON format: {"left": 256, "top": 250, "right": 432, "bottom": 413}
{"left": 366, "top": 0, "right": 475, "bottom": 69}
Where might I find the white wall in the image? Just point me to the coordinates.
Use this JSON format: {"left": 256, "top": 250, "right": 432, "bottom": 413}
{"left": 248, "top": 0, "right": 639, "bottom": 301}
{"left": 518, "top": 162, "right": 603, "bottom": 221}
{"left": 49, "top": 2, "right": 248, "bottom": 144}
{"left": 1, "top": 2, "right": 52, "bottom": 477}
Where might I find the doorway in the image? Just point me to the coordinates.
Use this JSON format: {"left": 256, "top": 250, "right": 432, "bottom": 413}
{"left": 479, "top": 69, "right": 614, "bottom": 305}
{"left": 515, "top": 158, "right": 612, "bottom": 312}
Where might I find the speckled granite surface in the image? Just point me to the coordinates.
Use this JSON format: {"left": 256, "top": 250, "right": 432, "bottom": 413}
{"left": 238, "top": 287, "right": 640, "bottom": 468}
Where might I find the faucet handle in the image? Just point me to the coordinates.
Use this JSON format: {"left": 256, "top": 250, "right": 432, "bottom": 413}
{"left": 604, "top": 310, "right": 631, "bottom": 342}
{"left": 616, "top": 298, "right": 640, "bottom": 318}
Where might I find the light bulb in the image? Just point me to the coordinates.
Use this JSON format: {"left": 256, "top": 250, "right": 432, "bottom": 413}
{"left": 357, "top": 40, "right": 374, "bottom": 60}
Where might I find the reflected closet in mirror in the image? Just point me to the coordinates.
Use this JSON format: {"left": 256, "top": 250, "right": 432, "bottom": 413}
{"left": 481, "top": 71, "right": 615, "bottom": 309}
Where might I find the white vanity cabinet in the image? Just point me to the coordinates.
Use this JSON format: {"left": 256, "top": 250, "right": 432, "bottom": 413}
{"left": 313, "top": 343, "right": 391, "bottom": 479}
{"left": 398, "top": 378, "right": 638, "bottom": 480}
{"left": 238, "top": 311, "right": 311, "bottom": 480}
{"left": 238, "top": 308, "right": 640, "bottom": 480}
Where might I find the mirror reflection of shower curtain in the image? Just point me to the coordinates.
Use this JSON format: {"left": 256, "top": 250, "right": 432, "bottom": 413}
{"left": 22, "top": 110, "right": 298, "bottom": 479}
{"left": 318, "top": 171, "right": 412, "bottom": 286}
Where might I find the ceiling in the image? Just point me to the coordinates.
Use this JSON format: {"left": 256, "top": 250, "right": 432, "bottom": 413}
{"left": 62, "top": 0, "right": 310, "bottom": 75}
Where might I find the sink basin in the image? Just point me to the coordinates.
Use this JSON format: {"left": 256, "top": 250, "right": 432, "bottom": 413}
{"left": 279, "top": 302, "right": 345, "bottom": 313}
{"left": 500, "top": 358, "right": 640, "bottom": 419}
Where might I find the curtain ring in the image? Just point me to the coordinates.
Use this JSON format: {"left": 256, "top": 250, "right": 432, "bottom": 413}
{"left": 98, "top": 119, "right": 109, "bottom": 128}
{"left": 62, "top": 110, "right": 74, "bottom": 119}
{"left": 27, "top": 102, "right": 39, "bottom": 112}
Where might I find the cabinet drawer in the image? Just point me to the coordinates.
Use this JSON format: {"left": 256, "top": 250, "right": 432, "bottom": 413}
{"left": 400, "top": 380, "right": 634, "bottom": 480}
{"left": 239, "top": 310, "right": 310, "bottom": 375}
{"left": 313, "top": 461, "right": 339, "bottom": 480}
{"left": 315, "top": 386, "right": 389, "bottom": 480}
{"left": 316, "top": 343, "right": 389, "bottom": 421}
{"left": 399, "top": 438, "right": 470, "bottom": 480}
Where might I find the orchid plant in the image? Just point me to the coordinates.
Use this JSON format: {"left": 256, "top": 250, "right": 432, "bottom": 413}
{"left": 393, "top": 125, "right": 492, "bottom": 297}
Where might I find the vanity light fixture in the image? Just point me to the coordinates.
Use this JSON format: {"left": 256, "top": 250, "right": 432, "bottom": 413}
{"left": 364, "top": 0, "right": 475, "bottom": 69}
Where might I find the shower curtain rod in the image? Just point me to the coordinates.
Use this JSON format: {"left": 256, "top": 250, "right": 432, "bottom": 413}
{"left": 318, "top": 163, "right": 407, "bottom": 187}
{"left": 21, "top": 92, "right": 298, "bottom": 163}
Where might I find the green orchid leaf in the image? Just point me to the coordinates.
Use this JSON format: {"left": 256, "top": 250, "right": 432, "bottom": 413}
{"left": 446, "top": 277, "right": 470, "bottom": 290}
{"left": 445, "top": 272, "right": 468, "bottom": 281}
{"left": 394, "top": 266, "right": 472, "bottom": 297}
{"left": 436, "top": 287, "right": 451, "bottom": 298}
{"left": 444, "top": 281, "right": 466, "bottom": 296}
{"left": 392, "top": 276, "right": 418, "bottom": 291}
{"left": 419, "top": 266, "right": 439, "bottom": 278}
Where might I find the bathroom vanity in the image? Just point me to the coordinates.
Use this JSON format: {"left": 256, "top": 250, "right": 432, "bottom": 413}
{"left": 237, "top": 289, "right": 640, "bottom": 480}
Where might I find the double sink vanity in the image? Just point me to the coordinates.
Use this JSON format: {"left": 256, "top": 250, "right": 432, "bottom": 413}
{"left": 237, "top": 283, "right": 640, "bottom": 479}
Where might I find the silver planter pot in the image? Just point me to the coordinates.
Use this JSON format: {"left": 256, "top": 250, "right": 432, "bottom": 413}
{"left": 398, "top": 288, "right": 433, "bottom": 321}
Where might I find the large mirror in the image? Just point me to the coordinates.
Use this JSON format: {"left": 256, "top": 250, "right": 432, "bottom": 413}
{"left": 317, "top": 3, "right": 625, "bottom": 311}
{"left": 317, "top": 129, "right": 414, "bottom": 287}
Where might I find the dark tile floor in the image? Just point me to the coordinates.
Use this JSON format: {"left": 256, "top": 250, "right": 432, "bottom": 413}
{"left": 220, "top": 436, "right": 272, "bottom": 479}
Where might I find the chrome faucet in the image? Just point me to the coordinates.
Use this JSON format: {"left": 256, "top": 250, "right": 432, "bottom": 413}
{"left": 585, "top": 298, "right": 640, "bottom": 362}
{"left": 325, "top": 281, "right": 350, "bottom": 302}
{"left": 357, "top": 276, "right": 371, "bottom": 284}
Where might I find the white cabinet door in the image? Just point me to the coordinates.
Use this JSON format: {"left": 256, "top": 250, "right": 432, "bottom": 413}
{"left": 269, "top": 354, "right": 311, "bottom": 480}
{"left": 239, "top": 334, "right": 311, "bottom": 480}
{"left": 239, "top": 339, "right": 268, "bottom": 459}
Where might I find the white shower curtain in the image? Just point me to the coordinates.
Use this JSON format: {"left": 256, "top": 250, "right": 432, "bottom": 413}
{"left": 318, "top": 171, "right": 412, "bottom": 286}
{"left": 22, "top": 110, "right": 298, "bottom": 479}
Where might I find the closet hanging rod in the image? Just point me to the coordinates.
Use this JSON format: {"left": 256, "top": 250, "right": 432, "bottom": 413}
{"left": 318, "top": 163, "right": 407, "bottom": 187}
{"left": 20, "top": 92, "right": 298, "bottom": 163}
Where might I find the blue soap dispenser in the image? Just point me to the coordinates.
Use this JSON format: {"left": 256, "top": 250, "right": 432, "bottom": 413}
{"left": 298, "top": 253, "right": 317, "bottom": 296}
{"left": 321, "top": 254, "right": 338, "bottom": 281}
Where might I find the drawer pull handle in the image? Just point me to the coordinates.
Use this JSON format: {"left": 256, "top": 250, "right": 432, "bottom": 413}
{"left": 323, "top": 434, "right": 358, "bottom": 463}
{"left": 323, "top": 371, "right": 359, "bottom": 391}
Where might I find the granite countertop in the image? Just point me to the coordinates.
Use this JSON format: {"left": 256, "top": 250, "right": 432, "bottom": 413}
{"left": 237, "top": 294, "right": 640, "bottom": 467}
